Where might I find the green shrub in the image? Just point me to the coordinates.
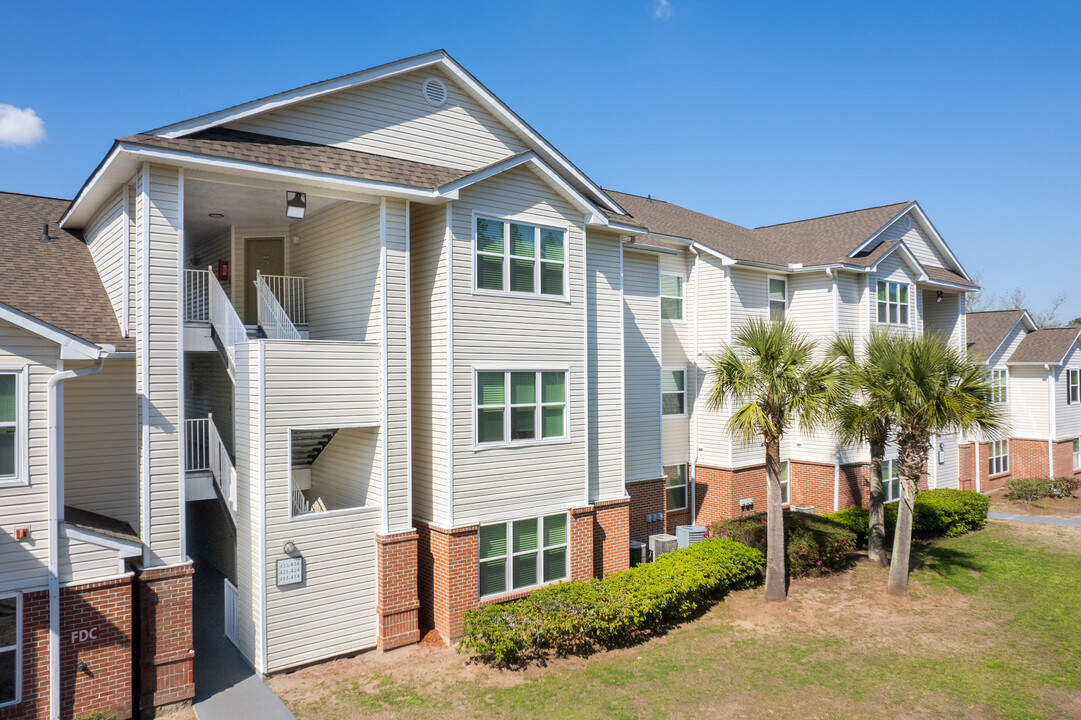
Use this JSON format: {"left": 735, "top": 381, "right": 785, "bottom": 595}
{"left": 825, "top": 488, "right": 990, "bottom": 542}
{"left": 75, "top": 713, "right": 117, "bottom": 720}
{"left": 458, "top": 538, "right": 764, "bottom": 664}
{"left": 1052, "top": 476, "right": 1080, "bottom": 497}
{"left": 1006, "top": 477, "right": 1051, "bottom": 503}
{"left": 709, "top": 511, "right": 856, "bottom": 577}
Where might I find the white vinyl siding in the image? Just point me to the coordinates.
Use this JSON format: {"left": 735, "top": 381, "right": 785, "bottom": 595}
{"left": 0, "top": 321, "right": 56, "bottom": 594}
{"left": 232, "top": 342, "right": 260, "bottom": 667}
{"left": 586, "top": 231, "right": 624, "bottom": 502}
{"left": 288, "top": 201, "right": 381, "bottom": 342}
{"left": 1009, "top": 367, "right": 1050, "bottom": 439}
{"left": 922, "top": 290, "right": 964, "bottom": 350}
{"left": 729, "top": 267, "right": 771, "bottom": 467}
{"left": 450, "top": 165, "right": 586, "bottom": 525}
{"left": 693, "top": 256, "right": 731, "bottom": 469}
{"left": 227, "top": 67, "right": 528, "bottom": 171}
{"left": 1055, "top": 344, "right": 1081, "bottom": 444}
{"left": 381, "top": 198, "right": 412, "bottom": 533}
{"left": 83, "top": 189, "right": 128, "bottom": 330}
{"left": 624, "top": 250, "right": 662, "bottom": 483}
{"left": 410, "top": 203, "right": 450, "bottom": 525}
{"left": 58, "top": 535, "right": 121, "bottom": 585}
{"left": 63, "top": 359, "right": 139, "bottom": 527}
{"left": 874, "top": 211, "right": 953, "bottom": 270}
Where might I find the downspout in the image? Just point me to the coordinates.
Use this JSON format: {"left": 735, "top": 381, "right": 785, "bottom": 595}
{"left": 690, "top": 245, "right": 700, "bottom": 522}
{"left": 48, "top": 347, "right": 111, "bottom": 720}
{"left": 1047, "top": 363, "right": 1055, "bottom": 480}
{"left": 827, "top": 268, "right": 840, "bottom": 511}
{"left": 974, "top": 431, "right": 981, "bottom": 493}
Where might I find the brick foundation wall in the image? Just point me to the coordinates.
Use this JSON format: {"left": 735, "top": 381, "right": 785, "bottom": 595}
{"left": 1053, "top": 437, "right": 1081, "bottom": 479}
{"left": 693, "top": 464, "right": 769, "bottom": 526}
{"left": 789, "top": 460, "right": 836, "bottom": 513}
{"left": 569, "top": 506, "right": 595, "bottom": 581}
{"left": 593, "top": 498, "right": 630, "bottom": 577}
{"left": 415, "top": 523, "right": 478, "bottom": 645}
{"left": 839, "top": 463, "right": 869, "bottom": 508}
{"left": 958, "top": 443, "right": 976, "bottom": 490}
{"left": 962, "top": 437, "right": 1081, "bottom": 492}
{"left": 137, "top": 563, "right": 194, "bottom": 712}
{"left": 1, "top": 577, "right": 134, "bottom": 720}
{"left": 376, "top": 530, "right": 420, "bottom": 651}
{"left": 627, "top": 478, "right": 665, "bottom": 543}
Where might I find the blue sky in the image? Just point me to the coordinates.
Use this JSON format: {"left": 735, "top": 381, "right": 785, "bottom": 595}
{"left": 1, "top": 1, "right": 1078, "bottom": 320}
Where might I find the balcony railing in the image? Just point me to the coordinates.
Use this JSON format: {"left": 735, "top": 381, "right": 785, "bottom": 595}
{"left": 185, "top": 414, "right": 237, "bottom": 518}
{"left": 259, "top": 273, "right": 306, "bottom": 325}
{"left": 184, "top": 269, "right": 211, "bottom": 323}
{"left": 255, "top": 272, "right": 301, "bottom": 341}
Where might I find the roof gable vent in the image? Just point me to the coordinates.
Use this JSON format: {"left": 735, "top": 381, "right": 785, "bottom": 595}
{"left": 902, "top": 214, "right": 912, "bottom": 230}
{"left": 421, "top": 77, "right": 447, "bottom": 107}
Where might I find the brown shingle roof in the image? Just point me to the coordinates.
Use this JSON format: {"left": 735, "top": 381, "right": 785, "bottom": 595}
{"left": 120, "top": 128, "right": 471, "bottom": 190}
{"left": 752, "top": 202, "right": 911, "bottom": 265}
{"left": 966, "top": 310, "right": 1028, "bottom": 362}
{"left": 0, "top": 192, "right": 130, "bottom": 351}
{"left": 1008, "top": 327, "right": 1081, "bottom": 364}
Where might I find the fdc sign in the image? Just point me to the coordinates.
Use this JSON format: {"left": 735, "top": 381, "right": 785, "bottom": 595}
{"left": 71, "top": 628, "right": 99, "bottom": 643}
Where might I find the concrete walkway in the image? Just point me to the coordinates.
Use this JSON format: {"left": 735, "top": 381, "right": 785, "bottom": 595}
{"left": 192, "top": 561, "right": 296, "bottom": 720}
{"left": 988, "top": 511, "right": 1081, "bottom": 527}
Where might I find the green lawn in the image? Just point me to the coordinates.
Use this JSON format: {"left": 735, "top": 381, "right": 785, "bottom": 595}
{"left": 274, "top": 521, "right": 1081, "bottom": 720}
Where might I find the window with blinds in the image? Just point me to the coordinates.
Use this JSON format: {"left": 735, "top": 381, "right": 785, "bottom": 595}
{"left": 478, "top": 514, "right": 569, "bottom": 597}
{"left": 475, "top": 217, "right": 566, "bottom": 297}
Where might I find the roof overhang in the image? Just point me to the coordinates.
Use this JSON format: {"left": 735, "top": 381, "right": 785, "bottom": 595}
{"left": 847, "top": 201, "right": 971, "bottom": 281}
{"left": 622, "top": 241, "right": 681, "bottom": 255}
{"left": 59, "top": 524, "right": 143, "bottom": 556}
{"left": 0, "top": 302, "right": 109, "bottom": 360}
{"left": 144, "top": 50, "right": 625, "bottom": 217}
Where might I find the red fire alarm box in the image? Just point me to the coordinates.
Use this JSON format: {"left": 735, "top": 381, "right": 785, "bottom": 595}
{"left": 217, "top": 260, "right": 230, "bottom": 281}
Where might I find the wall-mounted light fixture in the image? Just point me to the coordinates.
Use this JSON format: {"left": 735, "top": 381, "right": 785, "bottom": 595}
{"left": 936, "top": 290, "right": 943, "bottom": 303}
{"left": 286, "top": 191, "right": 306, "bottom": 220}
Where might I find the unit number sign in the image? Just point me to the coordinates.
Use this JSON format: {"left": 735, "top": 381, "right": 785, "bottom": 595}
{"left": 276, "top": 557, "right": 304, "bottom": 586}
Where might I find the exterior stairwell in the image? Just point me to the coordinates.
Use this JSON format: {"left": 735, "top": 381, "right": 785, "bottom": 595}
{"left": 290, "top": 429, "right": 339, "bottom": 515}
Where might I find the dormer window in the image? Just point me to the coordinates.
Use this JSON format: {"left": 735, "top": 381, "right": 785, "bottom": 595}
{"left": 877, "top": 281, "right": 910, "bottom": 326}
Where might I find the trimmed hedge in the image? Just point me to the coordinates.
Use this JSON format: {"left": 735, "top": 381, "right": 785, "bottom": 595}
{"left": 1006, "top": 477, "right": 1081, "bottom": 503}
{"left": 825, "top": 488, "right": 991, "bottom": 542}
{"left": 458, "top": 538, "right": 764, "bottom": 664}
{"left": 708, "top": 511, "right": 856, "bottom": 577}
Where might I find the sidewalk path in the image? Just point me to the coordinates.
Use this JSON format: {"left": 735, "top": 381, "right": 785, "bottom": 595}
{"left": 988, "top": 511, "right": 1081, "bottom": 527}
{"left": 192, "top": 560, "right": 296, "bottom": 720}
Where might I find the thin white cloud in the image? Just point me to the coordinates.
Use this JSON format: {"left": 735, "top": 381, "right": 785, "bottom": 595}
{"left": 0, "top": 105, "right": 46, "bottom": 148}
{"left": 653, "top": 0, "right": 673, "bottom": 19}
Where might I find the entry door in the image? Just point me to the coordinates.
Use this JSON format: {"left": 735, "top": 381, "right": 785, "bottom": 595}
{"left": 244, "top": 237, "right": 285, "bottom": 325}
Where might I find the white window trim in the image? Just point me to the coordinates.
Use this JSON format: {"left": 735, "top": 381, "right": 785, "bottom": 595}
{"left": 285, "top": 423, "right": 382, "bottom": 520}
{"left": 472, "top": 367, "right": 571, "bottom": 450}
{"left": 991, "top": 368, "right": 1008, "bottom": 405}
{"left": 478, "top": 513, "right": 569, "bottom": 599}
{"left": 0, "top": 591, "right": 22, "bottom": 709}
{"left": 1073, "top": 437, "right": 1080, "bottom": 471}
{"left": 661, "top": 366, "right": 687, "bottom": 417}
{"left": 664, "top": 463, "right": 688, "bottom": 512}
{"left": 0, "top": 367, "right": 29, "bottom": 489}
{"left": 1069, "top": 369, "right": 1079, "bottom": 404}
{"left": 472, "top": 212, "right": 570, "bottom": 302}
{"left": 767, "top": 275, "right": 787, "bottom": 322}
{"left": 882, "top": 459, "right": 901, "bottom": 503}
{"left": 660, "top": 272, "right": 686, "bottom": 323}
{"left": 779, "top": 459, "right": 790, "bottom": 505}
{"left": 989, "top": 439, "right": 1009, "bottom": 476}
{"left": 876, "top": 280, "right": 913, "bottom": 327}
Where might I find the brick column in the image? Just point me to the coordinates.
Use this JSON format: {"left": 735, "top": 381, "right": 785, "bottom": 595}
{"left": 568, "top": 506, "right": 595, "bottom": 581}
{"left": 416, "top": 523, "right": 478, "bottom": 644}
{"left": 593, "top": 498, "right": 630, "bottom": 577}
{"left": 376, "top": 530, "right": 420, "bottom": 650}
{"left": 627, "top": 478, "right": 665, "bottom": 543}
{"left": 137, "top": 563, "right": 194, "bottom": 713}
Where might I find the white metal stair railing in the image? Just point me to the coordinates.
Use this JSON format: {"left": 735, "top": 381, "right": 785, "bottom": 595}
{"left": 259, "top": 273, "right": 307, "bottom": 326}
{"left": 223, "top": 578, "right": 239, "bottom": 648}
{"left": 291, "top": 486, "right": 311, "bottom": 516}
{"left": 208, "top": 266, "right": 248, "bottom": 369}
{"left": 184, "top": 269, "right": 210, "bottom": 323}
{"left": 185, "top": 414, "right": 237, "bottom": 520}
{"left": 255, "top": 271, "right": 301, "bottom": 341}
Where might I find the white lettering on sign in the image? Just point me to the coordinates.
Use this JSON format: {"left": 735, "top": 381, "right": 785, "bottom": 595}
{"left": 276, "top": 557, "right": 304, "bottom": 586}
{"left": 70, "top": 628, "right": 100, "bottom": 644}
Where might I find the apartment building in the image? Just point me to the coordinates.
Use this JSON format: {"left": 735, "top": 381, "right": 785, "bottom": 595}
{"left": 0, "top": 50, "right": 993, "bottom": 719}
{"left": 962, "top": 310, "right": 1081, "bottom": 491}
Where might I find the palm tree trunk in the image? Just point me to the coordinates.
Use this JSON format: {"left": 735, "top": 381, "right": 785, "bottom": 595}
{"left": 764, "top": 437, "right": 786, "bottom": 602}
{"left": 868, "top": 438, "right": 887, "bottom": 567}
{"left": 887, "top": 438, "right": 923, "bottom": 596}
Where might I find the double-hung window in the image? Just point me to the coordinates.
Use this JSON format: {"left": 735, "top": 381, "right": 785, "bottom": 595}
{"left": 1068, "top": 369, "right": 1080, "bottom": 404}
{"left": 1073, "top": 437, "right": 1080, "bottom": 471}
{"left": 0, "top": 371, "right": 24, "bottom": 486}
{"left": 663, "top": 464, "right": 687, "bottom": 511}
{"left": 476, "top": 371, "right": 566, "bottom": 445}
{"left": 881, "top": 459, "right": 900, "bottom": 502}
{"left": 779, "top": 460, "right": 790, "bottom": 504}
{"left": 768, "top": 277, "right": 787, "bottom": 322}
{"left": 661, "top": 369, "right": 685, "bottom": 416}
{"left": 475, "top": 217, "right": 565, "bottom": 297}
{"left": 989, "top": 439, "right": 1009, "bottom": 476}
{"left": 660, "top": 274, "right": 684, "bottom": 320}
{"left": 991, "top": 369, "right": 1008, "bottom": 404}
{"left": 0, "top": 593, "right": 19, "bottom": 707}
{"left": 478, "top": 514, "right": 568, "bottom": 597}
{"left": 877, "top": 281, "right": 910, "bottom": 325}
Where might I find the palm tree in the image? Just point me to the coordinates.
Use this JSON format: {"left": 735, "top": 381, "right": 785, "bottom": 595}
{"left": 875, "top": 332, "right": 1000, "bottom": 596}
{"left": 706, "top": 319, "right": 839, "bottom": 602}
{"left": 829, "top": 331, "right": 901, "bottom": 567}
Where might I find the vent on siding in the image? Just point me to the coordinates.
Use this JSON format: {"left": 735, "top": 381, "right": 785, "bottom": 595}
{"left": 421, "top": 77, "right": 447, "bottom": 107}
{"left": 902, "top": 214, "right": 912, "bottom": 230}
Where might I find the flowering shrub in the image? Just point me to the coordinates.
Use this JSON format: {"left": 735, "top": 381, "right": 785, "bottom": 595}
{"left": 458, "top": 538, "right": 764, "bottom": 665}
{"left": 709, "top": 511, "right": 856, "bottom": 577}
